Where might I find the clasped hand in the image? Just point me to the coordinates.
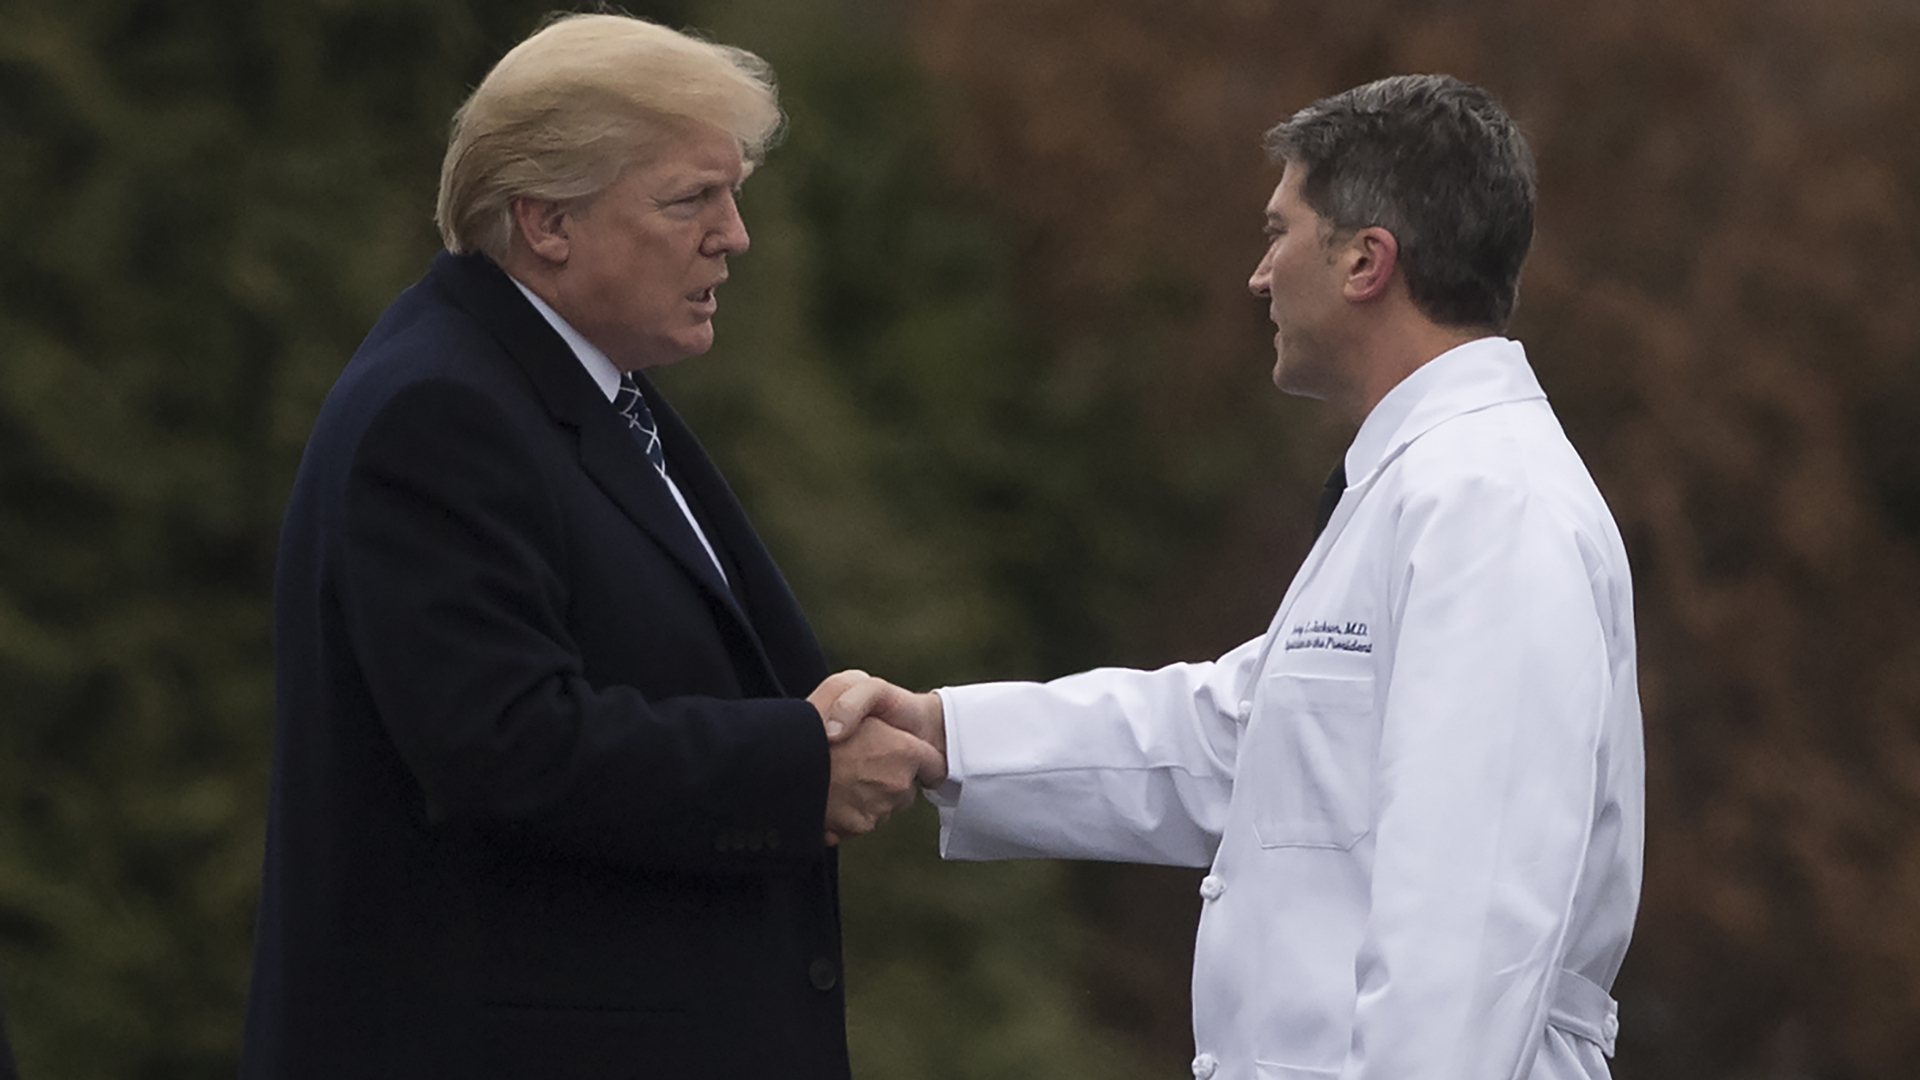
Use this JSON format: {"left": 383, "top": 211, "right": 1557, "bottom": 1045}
{"left": 805, "top": 670, "right": 947, "bottom": 846}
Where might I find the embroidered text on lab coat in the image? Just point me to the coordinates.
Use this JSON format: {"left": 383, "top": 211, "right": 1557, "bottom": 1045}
{"left": 1284, "top": 620, "right": 1372, "bottom": 653}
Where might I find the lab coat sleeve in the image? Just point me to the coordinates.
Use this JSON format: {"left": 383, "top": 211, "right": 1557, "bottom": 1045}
{"left": 1347, "top": 477, "right": 1614, "bottom": 1080}
{"left": 929, "top": 637, "right": 1264, "bottom": 867}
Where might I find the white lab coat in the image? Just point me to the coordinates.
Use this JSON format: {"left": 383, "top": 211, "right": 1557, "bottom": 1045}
{"left": 932, "top": 338, "right": 1643, "bottom": 1080}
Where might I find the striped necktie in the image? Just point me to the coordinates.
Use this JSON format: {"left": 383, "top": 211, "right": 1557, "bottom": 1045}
{"left": 614, "top": 373, "right": 667, "bottom": 478}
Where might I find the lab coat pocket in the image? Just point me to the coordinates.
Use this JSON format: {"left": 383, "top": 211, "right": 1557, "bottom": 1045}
{"left": 1250, "top": 674, "right": 1378, "bottom": 849}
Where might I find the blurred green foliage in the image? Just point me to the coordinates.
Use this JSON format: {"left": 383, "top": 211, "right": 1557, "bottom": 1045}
{"left": 0, "top": 0, "right": 1237, "bottom": 1076}
{"left": 0, "top": 4, "right": 537, "bottom": 1073}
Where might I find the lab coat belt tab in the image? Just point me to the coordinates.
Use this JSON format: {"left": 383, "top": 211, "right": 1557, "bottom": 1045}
{"left": 1547, "top": 968, "right": 1619, "bottom": 1057}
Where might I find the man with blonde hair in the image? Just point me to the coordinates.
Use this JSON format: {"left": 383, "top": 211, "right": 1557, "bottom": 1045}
{"left": 242, "top": 15, "right": 936, "bottom": 1079}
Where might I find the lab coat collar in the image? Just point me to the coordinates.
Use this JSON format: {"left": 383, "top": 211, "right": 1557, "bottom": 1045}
{"left": 1252, "top": 336, "right": 1549, "bottom": 688}
{"left": 1343, "top": 336, "right": 1547, "bottom": 485}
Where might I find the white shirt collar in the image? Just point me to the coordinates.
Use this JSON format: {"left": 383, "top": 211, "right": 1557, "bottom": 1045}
{"left": 506, "top": 275, "right": 623, "bottom": 403}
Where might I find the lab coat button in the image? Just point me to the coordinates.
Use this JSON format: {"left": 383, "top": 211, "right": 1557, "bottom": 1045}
{"left": 1198, "top": 875, "right": 1225, "bottom": 901}
{"left": 1235, "top": 700, "right": 1253, "bottom": 721}
{"left": 1191, "top": 1052, "right": 1218, "bottom": 1079}
{"left": 1603, "top": 1010, "right": 1620, "bottom": 1041}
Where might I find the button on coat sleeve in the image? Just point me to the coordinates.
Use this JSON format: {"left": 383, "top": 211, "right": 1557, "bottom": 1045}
{"left": 1346, "top": 477, "right": 1617, "bottom": 1080}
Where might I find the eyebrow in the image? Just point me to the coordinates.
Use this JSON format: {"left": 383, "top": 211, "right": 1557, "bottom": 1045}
{"left": 661, "top": 160, "right": 743, "bottom": 186}
{"left": 663, "top": 173, "right": 739, "bottom": 199}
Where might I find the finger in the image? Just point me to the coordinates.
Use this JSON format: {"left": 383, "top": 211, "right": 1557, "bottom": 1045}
{"left": 886, "top": 781, "right": 920, "bottom": 813}
{"left": 824, "top": 677, "right": 896, "bottom": 741}
{"left": 813, "top": 671, "right": 873, "bottom": 742}
{"left": 881, "top": 757, "right": 922, "bottom": 811}
{"left": 824, "top": 800, "right": 877, "bottom": 840}
{"left": 822, "top": 798, "right": 852, "bottom": 839}
{"left": 868, "top": 686, "right": 935, "bottom": 744}
{"left": 808, "top": 669, "right": 869, "bottom": 718}
{"left": 910, "top": 737, "right": 948, "bottom": 788}
{"left": 824, "top": 802, "right": 855, "bottom": 838}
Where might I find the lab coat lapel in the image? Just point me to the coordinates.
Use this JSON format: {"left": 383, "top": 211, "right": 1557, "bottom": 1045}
{"left": 1259, "top": 339, "right": 1549, "bottom": 662}
{"left": 1260, "top": 466, "right": 1374, "bottom": 659}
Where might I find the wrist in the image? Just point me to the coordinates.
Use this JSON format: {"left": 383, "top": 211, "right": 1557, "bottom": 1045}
{"left": 925, "top": 690, "right": 948, "bottom": 759}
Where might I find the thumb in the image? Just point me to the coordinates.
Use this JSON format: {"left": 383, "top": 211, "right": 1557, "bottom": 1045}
{"left": 808, "top": 669, "right": 868, "bottom": 724}
{"left": 824, "top": 676, "right": 903, "bottom": 742}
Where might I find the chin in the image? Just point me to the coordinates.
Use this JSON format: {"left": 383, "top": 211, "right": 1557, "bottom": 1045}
{"left": 675, "top": 325, "right": 716, "bottom": 358}
{"left": 1273, "top": 366, "right": 1327, "bottom": 401}
{"left": 630, "top": 331, "right": 714, "bottom": 370}
{"left": 1271, "top": 354, "right": 1293, "bottom": 392}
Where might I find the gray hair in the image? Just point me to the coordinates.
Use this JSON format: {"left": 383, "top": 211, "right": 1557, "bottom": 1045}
{"left": 436, "top": 13, "right": 784, "bottom": 259}
{"left": 1263, "top": 74, "right": 1536, "bottom": 331}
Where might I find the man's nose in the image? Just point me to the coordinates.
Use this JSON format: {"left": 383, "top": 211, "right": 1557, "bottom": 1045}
{"left": 707, "top": 192, "right": 750, "bottom": 256}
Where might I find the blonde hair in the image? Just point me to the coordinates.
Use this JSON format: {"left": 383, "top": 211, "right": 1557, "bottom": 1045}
{"left": 435, "top": 13, "right": 783, "bottom": 258}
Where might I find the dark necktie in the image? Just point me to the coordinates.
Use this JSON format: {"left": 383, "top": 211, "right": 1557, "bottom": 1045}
{"left": 614, "top": 373, "right": 667, "bottom": 478}
{"left": 1312, "top": 460, "right": 1346, "bottom": 540}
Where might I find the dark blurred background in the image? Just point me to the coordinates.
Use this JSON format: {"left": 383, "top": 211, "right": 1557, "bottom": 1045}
{"left": 2, "top": 0, "right": 1917, "bottom": 1076}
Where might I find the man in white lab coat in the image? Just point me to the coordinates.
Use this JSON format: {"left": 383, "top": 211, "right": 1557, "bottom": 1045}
{"left": 825, "top": 74, "right": 1643, "bottom": 1080}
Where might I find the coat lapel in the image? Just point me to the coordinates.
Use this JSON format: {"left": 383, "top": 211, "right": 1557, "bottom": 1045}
{"left": 428, "top": 252, "right": 798, "bottom": 691}
{"left": 640, "top": 380, "right": 827, "bottom": 696}
{"left": 572, "top": 405, "right": 741, "bottom": 605}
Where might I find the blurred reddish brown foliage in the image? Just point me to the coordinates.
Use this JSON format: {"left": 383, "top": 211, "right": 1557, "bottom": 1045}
{"left": 909, "top": 0, "right": 1920, "bottom": 1076}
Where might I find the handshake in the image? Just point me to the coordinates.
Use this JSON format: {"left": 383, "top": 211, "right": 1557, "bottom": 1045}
{"left": 805, "top": 670, "right": 947, "bottom": 846}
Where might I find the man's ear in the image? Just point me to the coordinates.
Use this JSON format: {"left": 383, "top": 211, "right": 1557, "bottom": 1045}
{"left": 511, "top": 196, "right": 572, "bottom": 265}
{"left": 1342, "top": 226, "right": 1399, "bottom": 303}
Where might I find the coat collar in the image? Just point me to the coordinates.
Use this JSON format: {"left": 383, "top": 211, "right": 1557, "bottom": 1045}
{"left": 426, "top": 250, "right": 753, "bottom": 631}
